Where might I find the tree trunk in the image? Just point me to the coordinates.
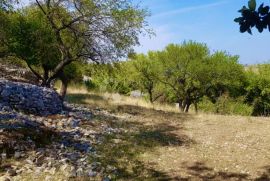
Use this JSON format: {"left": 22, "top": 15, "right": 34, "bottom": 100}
{"left": 41, "top": 79, "right": 52, "bottom": 88}
{"left": 178, "top": 99, "right": 185, "bottom": 112}
{"left": 59, "top": 76, "right": 68, "bottom": 101}
{"left": 148, "top": 89, "right": 153, "bottom": 103}
{"left": 194, "top": 102, "right": 198, "bottom": 113}
{"left": 184, "top": 99, "right": 191, "bottom": 113}
{"left": 184, "top": 103, "right": 191, "bottom": 113}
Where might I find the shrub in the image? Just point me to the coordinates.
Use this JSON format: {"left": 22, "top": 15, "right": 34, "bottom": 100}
{"left": 199, "top": 96, "right": 253, "bottom": 116}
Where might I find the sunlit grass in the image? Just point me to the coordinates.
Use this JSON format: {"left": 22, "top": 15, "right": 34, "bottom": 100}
{"left": 66, "top": 85, "right": 181, "bottom": 114}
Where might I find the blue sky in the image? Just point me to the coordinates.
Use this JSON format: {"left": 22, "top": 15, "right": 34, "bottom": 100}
{"left": 20, "top": 0, "right": 270, "bottom": 64}
{"left": 134, "top": 0, "right": 270, "bottom": 64}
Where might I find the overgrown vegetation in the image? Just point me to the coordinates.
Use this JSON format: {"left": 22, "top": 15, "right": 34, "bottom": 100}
{"left": 81, "top": 42, "right": 270, "bottom": 116}
{"left": 1, "top": 0, "right": 270, "bottom": 116}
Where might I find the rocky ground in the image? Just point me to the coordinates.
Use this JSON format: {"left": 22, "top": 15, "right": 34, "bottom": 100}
{"left": 0, "top": 103, "right": 119, "bottom": 181}
{"left": 1, "top": 90, "right": 270, "bottom": 181}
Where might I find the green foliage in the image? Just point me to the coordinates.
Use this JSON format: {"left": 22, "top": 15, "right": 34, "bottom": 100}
{"left": 84, "top": 62, "right": 133, "bottom": 94}
{"left": 6, "top": 8, "right": 60, "bottom": 70}
{"left": 155, "top": 41, "right": 245, "bottom": 112}
{"left": 205, "top": 51, "right": 246, "bottom": 102}
{"left": 235, "top": 0, "right": 270, "bottom": 34}
{"left": 85, "top": 41, "right": 249, "bottom": 114}
{"left": 130, "top": 52, "right": 164, "bottom": 103}
{"left": 245, "top": 64, "right": 270, "bottom": 116}
{"left": 157, "top": 42, "right": 210, "bottom": 111}
{"left": 63, "top": 62, "right": 83, "bottom": 83}
{"left": 199, "top": 96, "right": 253, "bottom": 116}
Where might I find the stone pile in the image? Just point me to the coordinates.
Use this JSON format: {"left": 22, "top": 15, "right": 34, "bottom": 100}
{"left": 0, "top": 104, "right": 120, "bottom": 181}
{"left": 0, "top": 79, "right": 63, "bottom": 116}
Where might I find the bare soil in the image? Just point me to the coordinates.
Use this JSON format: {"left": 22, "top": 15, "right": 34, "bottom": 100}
{"left": 66, "top": 92, "right": 270, "bottom": 180}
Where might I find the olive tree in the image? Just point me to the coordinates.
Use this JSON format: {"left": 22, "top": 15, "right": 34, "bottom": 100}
{"left": 157, "top": 42, "right": 210, "bottom": 112}
{"left": 31, "top": 0, "right": 150, "bottom": 88}
{"left": 156, "top": 42, "right": 245, "bottom": 113}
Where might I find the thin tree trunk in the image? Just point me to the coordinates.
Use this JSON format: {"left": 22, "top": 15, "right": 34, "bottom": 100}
{"left": 178, "top": 99, "right": 184, "bottom": 112}
{"left": 184, "top": 103, "right": 191, "bottom": 113}
{"left": 194, "top": 102, "right": 198, "bottom": 113}
{"left": 59, "top": 75, "right": 68, "bottom": 100}
{"left": 184, "top": 99, "right": 191, "bottom": 113}
{"left": 148, "top": 89, "right": 153, "bottom": 103}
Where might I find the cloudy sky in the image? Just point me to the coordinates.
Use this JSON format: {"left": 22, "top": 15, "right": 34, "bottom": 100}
{"left": 134, "top": 0, "right": 270, "bottom": 64}
{"left": 20, "top": 0, "right": 270, "bottom": 64}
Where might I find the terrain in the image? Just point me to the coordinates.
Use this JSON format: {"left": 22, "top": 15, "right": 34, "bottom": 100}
{"left": 1, "top": 87, "right": 270, "bottom": 181}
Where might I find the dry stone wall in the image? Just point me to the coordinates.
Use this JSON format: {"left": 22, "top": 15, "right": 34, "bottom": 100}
{"left": 0, "top": 79, "right": 63, "bottom": 116}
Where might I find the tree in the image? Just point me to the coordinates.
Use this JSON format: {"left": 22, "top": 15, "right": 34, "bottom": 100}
{"left": 155, "top": 42, "right": 245, "bottom": 113}
{"left": 4, "top": 8, "right": 62, "bottom": 84}
{"left": 0, "top": 10, "right": 9, "bottom": 57}
{"left": 29, "top": 0, "right": 150, "bottom": 87}
{"left": 204, "top": 52, "right": 246, "bottom": 103}
{"left": 235, "top": 0, "right": 270, "bottom": 34}
{"left": 130, "top": 52, "right": 163, "bottom": 103}
{"left": 84, "top": 62, "right": 133, "bottom": 94}
{"left": 59, "top": 62, "right": 83, "bottom": 99}
{"left": 245, "top": 64, "right": 270, "bottom": 116}
{"left": 157, "top": 42, "right": 210, "bottom": 112}
{"left": 3, "top": 8, "right": 84, "bottom": 98}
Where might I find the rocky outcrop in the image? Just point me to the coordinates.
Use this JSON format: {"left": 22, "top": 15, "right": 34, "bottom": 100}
{"left": 0, "top": 79, "right": 63, "bottom": 116}
{"left": 0, "top": 104, "right": 116, "bottom": 180}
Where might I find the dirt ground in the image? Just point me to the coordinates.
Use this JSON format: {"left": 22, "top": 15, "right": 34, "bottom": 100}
{"left": 66, "top": 92, "right": 270, "bottom": 181}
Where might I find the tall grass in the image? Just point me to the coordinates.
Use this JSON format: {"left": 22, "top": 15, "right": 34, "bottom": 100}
{"left": 66, "top": 85, "right": 180, "bottom": 113}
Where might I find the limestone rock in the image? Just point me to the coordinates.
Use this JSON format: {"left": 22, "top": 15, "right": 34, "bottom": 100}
{"left": 0, "top": 79, "right": 63, "bottom": 116}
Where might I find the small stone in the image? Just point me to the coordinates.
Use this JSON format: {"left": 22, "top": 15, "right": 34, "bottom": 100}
{"left": 14, "top": 151, "right": 21, "bottom": 159}
{"left": 76, "top": 167, "right": 84, "bottom": 177}
{"left": 88, "top": 170, "right": 97, "bottom": 177}
{"left": 0, "top": 176, "right": 11, "bottom": 181}
{"left": 60, "top": 164, "right": 69, "bottom": 172}
{"left": 25, "top": 159, "right": 33, "bottom": 165}
{"left": 49, "top": 167, "right": 56, "bottom": 175}
{"left": 69, "top": 167, "right": 76, "bottom": 178}
{"left": 45, "top": 176, "right": 52, "bottom": 181}
{"left": 112, "top": 139, "right": 122, "bottom": 144}
{"left": 103, "top": 177, "right": 111, "bottom": 181}
{"left": 7, "top": 169, "right": 16, "bottom": 176}
{"left": 70, "top": 119, "right": 80, "bottom": 128}
{"left": 35, "top": 155, "right": 45, "bottom": 166}
{"left": 1, "top": 153, "right": 7, "bottom": 160}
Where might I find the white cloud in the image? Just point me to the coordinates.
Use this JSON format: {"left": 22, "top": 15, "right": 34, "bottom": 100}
{"left": 152, "top": 1, "right": 228, "bottom": 19}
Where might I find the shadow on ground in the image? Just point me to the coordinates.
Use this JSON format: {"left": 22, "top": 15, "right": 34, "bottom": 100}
{"left": 2, "top": 92, "right": 270, "bottom": 180}
{"left": 89, "top": 117, "right": 192, "bottom": 180}
{"left": 0, "top": 111, "right": 93, "bottom": 177}
{"left": 66, "top": 93, "right": 108, "bottom": 105}
{"left": 78, "top": 95, "right": 270, "bottom": 180}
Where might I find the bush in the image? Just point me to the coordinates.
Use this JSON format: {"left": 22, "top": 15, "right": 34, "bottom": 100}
{"left": 199, "top": 96, "right": 253, "bottom": 116}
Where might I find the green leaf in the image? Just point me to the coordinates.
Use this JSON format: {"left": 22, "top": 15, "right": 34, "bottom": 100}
{"left": 234, "top": 17, "right": 243, "bottom": 23}
{"left": 248, "top": 0, "right": 256, "bottom": 11}
{"left": 238, "top": 6, "right": 248, "bottom": 13}
{"left": 261, "top": 6, "right": 270, "bottom": 15}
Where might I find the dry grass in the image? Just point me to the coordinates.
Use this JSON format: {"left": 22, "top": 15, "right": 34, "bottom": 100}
{"left": 65, "top": 88, "right": 270, "bottom": 180}
{"left": 66, "top": 86, "right": 180, "bottom": 113}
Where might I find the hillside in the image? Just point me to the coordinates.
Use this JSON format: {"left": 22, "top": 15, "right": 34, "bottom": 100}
{"left": 66, "top": 89, "right": 270, "bottom": 180}
{"left": 0, "top": 84, "right": 270, "bottom": 180}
